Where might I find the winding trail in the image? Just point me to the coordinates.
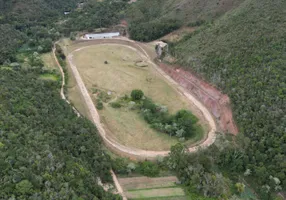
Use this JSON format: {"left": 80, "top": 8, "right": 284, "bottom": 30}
{"left": 54, "top": 38, "right": 217, "bottom": 159}
{"left": 53, "top": 45, "right": 127, "bottom": 200}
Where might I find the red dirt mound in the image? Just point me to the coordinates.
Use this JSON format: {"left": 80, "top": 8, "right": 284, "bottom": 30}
{"left": 157, "top": 62, "right": 238, "bottom": 135}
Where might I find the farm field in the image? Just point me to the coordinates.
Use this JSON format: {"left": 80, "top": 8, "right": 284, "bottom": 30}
{"left": 118, "top": 176, "right": 186, "bottom": 200}
{"left": 69, "top": 43, "right": 208, "bottom": 151}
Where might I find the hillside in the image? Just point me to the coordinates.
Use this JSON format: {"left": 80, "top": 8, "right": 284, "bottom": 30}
{"left": 0, "top": 0, "right": 80, "bottom": 64}
{"left": 127, "top": 0, "right": 244, "bottom": 41}
{"left": 170, "top": 0, "right": 286, "bottom": 188}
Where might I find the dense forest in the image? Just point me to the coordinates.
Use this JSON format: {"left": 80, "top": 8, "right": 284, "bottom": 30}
{"left": 126, "top": 0, "right": 181, "bottom": 41}
{"left": 0, "top": 66, "right": 120, "bottom": 199}
{"left": 0, "top": 0, "right": 126, "bottom": 199}
{"left": 170, "top": 0, "right": 286, "bottom": 194}
{"left": 59, "top": 0, "right": 128, "bottom": 35}
{"left": 0, "top": 0, "right": 128, "bottom": 64}
{"left": 126, "top": 0, "right": 244, "bottom": 41}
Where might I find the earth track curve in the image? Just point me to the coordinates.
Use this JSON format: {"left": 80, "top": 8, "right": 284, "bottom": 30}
{"left": 54, "top": 38, "right": 217, "bottom": 160}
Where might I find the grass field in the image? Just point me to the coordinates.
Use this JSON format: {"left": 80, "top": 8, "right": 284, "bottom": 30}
{"left": 41, "top": 52, "right": 58, "bottom": 70}
{"left": 70, "top": 44, "right": 207, "bottom": 151}
{"left": 39, "top": 73, "right": 59, "bottom": 81}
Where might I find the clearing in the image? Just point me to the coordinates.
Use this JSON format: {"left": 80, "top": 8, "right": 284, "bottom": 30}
{"left": 41, "top": 52, "right": 58, "bottom": 70}
{"left": 39, "top": 73, "right": 58, "bottom": 81}
{"left": 69, "top": 44, "right": 208, "bottom": 151}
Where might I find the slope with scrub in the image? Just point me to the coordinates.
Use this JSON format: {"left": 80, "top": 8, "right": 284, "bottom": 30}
{"left": 170, "top": 0, "right": 286, "bottom": 189}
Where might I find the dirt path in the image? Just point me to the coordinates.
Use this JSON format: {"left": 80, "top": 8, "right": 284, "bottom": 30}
{"left": 53, "top": 45, "right": 127, "bottom": 200}
{"left": 111, "top": 170, "right": 128, "bottom": 200}
{"left": 64, "top": 38, "right": 217, "bottom": 159}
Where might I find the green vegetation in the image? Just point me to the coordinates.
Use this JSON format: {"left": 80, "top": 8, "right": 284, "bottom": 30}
{"left": 112, "top": 90, "right": 202, "bottom": 139}
{"left": 131, "top": 89, "right": 144, "bottom": 101}
{"left": 60, "top": 0, "right": 128, "bottom": 35}
{"left": 0, "top": 0, "right": 130, "bottom": 199}
{"left": 170, "top": 0, "right": 286, "bottom": 195}
{"left": 39, "top": 73, "right": 59, "bottom": 81}
{"left": 127, "top": 0, "right": 181, "bottom": 41}
{"left": 141, "top": 98, "right": 201, "bottom": 139}
{"left": 129, "top": 19, "right": 181, "bottom": 42}
{"left": 1, "top": 0, "right": 286, "bottom": 199}
{"left": 112, "top": 159, "right": 159, "bottom": 177}
{"left": 0, "top": 0, "right": 128, "bottom": 64}
{"left": 138, "top": 161, "right": 160, "bottom": 177}
{"left": 126, "top": 0, "right": 244, "bottom": 42}
{"left": 0, "top": 66, "right": 120, "bottom": 199}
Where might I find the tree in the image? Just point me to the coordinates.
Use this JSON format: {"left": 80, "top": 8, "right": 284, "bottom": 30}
{"left": 16, "top": 180, "right": 33, "bottom": 195}
{"left": 235, "top": 182, "right": 245, "bottom": 194}
{"left": 131, "top": 89, "right": 144, "bottom": 101}
{"left": 139, "top": 161, "right": 159, "bottom": 177}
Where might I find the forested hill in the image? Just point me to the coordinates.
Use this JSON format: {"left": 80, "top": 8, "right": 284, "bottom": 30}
{"left": 0, "top": 0, "right": 125, "bottom": 199}
{"left": 0, "top": 0, "right": 127, "bottom": 64}
{"left": 0, "top": 0, "right": 79, "bottom": 22}
{"left": 0, "top": 67, "right": 120, "bottom": 199}
{"left": 0, "top": 0, "right": 79, "bottom": 64}
{"left": 170, "top": 0, "right": 286, "bottom": 188}
{"left": 127, "top": 0, "right": 244, "bottom": 41}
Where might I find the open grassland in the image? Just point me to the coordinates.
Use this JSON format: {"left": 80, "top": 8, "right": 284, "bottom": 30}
{"left": 70, "top": 44, "right": 207, "bottom": 151}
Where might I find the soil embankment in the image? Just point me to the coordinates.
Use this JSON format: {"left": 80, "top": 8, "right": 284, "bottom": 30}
{"left": 156, "top": 63, "right": 238, "bottom": 135}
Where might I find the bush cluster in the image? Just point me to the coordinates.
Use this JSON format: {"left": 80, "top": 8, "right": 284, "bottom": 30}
{"left": 141, "top": 98, "right": 200, "bottom": 139}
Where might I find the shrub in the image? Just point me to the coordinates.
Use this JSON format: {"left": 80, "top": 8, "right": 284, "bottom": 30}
{"left": 138, "top": 161, "right": 160, "bottom": 177}
{"left": 96, "top": 101, "right": 103, "bottom": 110}
{"left": 110, "top": 102, "right": 121, "bottom": 108}
{"left": 131, "top": 89, "right": 144, "bottom": 101}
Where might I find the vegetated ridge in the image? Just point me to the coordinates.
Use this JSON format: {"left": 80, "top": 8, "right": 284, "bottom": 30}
{"left": 126, "top": 0, "right": 244, "bottom": 41}
{"left": 170, "top": 0, "right": 286, "bottom": 190}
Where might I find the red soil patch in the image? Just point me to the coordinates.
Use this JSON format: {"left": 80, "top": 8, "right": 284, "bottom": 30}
{"left": 157, "top": 62, "right": 238, "bottom": 135}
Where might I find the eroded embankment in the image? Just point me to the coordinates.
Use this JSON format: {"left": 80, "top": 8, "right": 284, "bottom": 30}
{"left": 156, "top": 62, "right": 238, "bottom": 135}
{"left": 62, "top": 38, "right": 218, "bottom": 160}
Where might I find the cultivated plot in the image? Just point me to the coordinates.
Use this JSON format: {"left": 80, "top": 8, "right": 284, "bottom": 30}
{"left": 118, "top": 176, "right": 186, "bottom": 200}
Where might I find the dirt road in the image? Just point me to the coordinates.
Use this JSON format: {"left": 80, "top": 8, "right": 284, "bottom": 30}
{"left": 63, "top": 38, "right": 217, "bottom": 159}
{"left": 53, "top": 45, "right": 127, "bottom": 200}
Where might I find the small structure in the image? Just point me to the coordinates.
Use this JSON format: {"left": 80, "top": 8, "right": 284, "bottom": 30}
{"left": 64, "top": 11, "right": 70, "bottom": 15}
{"left": 84, "top": 32, "right": 120, "bottom": 40}
{"left": 128, "top": 0, "right": 137, "bottom": 4}
{"left": 155, "top": 41, "right": 168, "bottom": 58}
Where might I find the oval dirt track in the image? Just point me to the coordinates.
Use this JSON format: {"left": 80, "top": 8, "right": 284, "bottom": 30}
{"left": 55, "top": 38, "right": 217, "bottom": 160}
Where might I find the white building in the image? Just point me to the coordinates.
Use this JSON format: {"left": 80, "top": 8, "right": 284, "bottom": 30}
{"left": 84, "top": 32, "right": 120, "bottom": 40}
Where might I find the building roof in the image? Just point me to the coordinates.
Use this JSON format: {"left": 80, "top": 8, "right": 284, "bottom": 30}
{"left": 156, "top": 41, "right": 168, "bottom": 48}
{"left": 85, "top": 32, "right": 120, "bottom": 38}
